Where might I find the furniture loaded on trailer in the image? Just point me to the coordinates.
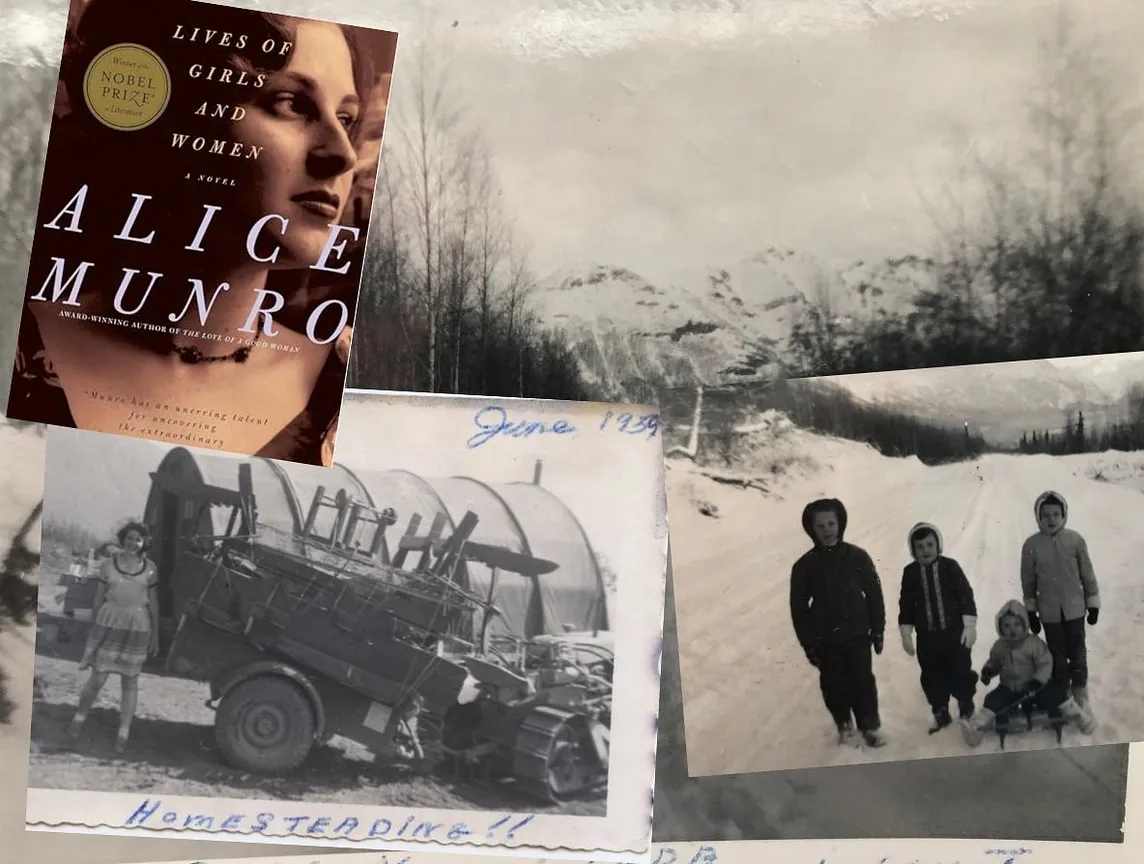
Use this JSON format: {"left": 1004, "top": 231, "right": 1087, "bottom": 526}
{"left": 159, "top": 465, "right": 612, "bottom": 802}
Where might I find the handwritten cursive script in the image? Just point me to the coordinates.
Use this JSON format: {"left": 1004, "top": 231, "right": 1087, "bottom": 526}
{"left": 124, "top": 798, "right": 534, "bottom": 845}
{"left": 600, "top": 410, "right": 660, "bottom": 439}
{"left": 466, "top": 406, "right": 577, "bottom": 449}
{"left": 466, "top": 405, "right": 662, "bottom": 448}
{"left": 651, "top": 847, "right": 718, "bottom": 864}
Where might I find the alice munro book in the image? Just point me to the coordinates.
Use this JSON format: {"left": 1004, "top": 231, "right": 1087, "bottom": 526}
{"left": 5, "top": 0, "right": 398, "bottom": 466}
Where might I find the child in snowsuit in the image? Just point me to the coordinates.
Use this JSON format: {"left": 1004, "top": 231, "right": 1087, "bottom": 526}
{"left": 1021, "top": 491, "right": 1100, "bottom": 708}
{"left": 790, "top": 498, "right": 888, "bottom": 748}
{"left": 897, "top": 522, "right": 979, "bottom": 733}
{"left": 962, "top": 600, "right": 1095, "bottom": 747}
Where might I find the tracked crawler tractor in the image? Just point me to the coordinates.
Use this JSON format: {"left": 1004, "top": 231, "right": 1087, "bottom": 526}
{"left": 440, "top": 631, "right": 613, "bottom": 801}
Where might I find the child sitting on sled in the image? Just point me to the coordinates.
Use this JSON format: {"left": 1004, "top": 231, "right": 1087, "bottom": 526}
{"left": 962, "top": 600, "right": 1096, "bottom": 747}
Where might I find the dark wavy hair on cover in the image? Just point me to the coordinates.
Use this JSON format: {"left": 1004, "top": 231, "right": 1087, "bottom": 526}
{"left": 37, "top": 0, "right": 378, "bottom": 336}
{"left": 116, "top": 520, "right": 151, "bottom": 550}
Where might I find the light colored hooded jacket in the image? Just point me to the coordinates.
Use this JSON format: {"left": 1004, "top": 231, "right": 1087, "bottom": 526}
{"left": 1021, "top": 491, "right": 1099, "bottom": 624}
{"left": 985, "top": 600, "right": 1053, "bottom": 692}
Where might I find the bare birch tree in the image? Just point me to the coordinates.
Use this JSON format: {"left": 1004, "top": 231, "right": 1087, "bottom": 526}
{"left": 788, "top": 10, "right": 1144, "bottom": 376}
{"left": 942, "top": 9, "right": 1144, "bottom": 358}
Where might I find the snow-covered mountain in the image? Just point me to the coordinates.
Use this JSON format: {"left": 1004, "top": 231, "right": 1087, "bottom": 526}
{"left": 1049, "top": 352, "right": 1144, "bottom": 401}
{"left": 822, "top": 358, "right": 1126, "bottom": 443}
{"left": 535, "top": 249, "right": 936, "bottom": 399}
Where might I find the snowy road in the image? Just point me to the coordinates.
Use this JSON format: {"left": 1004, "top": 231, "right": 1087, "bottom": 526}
{"left": 669, "top": 435, "right": 1144, "bottom": 776}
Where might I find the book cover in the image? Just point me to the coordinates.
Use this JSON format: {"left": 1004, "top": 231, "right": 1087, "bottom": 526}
{"left": 4, "top": 0, "right": 398, "bottom": 467}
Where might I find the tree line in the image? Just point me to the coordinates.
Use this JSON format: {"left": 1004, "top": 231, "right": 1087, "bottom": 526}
{"left": 785, "top": 23, "right": 1144, "bottom": 380}
{"left": 766, "top": 378, "right": 989, "bottom": 465}
{"left": 345, "top": 39, "right": 590, "bottom": 401}
{"left": 1018, "top": 385, "right": 1144, "bottom": 454}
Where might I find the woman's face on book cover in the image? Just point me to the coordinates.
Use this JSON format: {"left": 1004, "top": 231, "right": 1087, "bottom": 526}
{"left": 230, "top": 20, "right": 361, "bottom": 268}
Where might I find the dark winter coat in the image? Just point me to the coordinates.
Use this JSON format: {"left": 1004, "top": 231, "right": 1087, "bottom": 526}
{"left": 898, "top": 523, "right": 977, "bottom": 634}
{"left": 1021, "top": 491, "right": 1100, "bottom": 624}
{"left": 790, "top": 498, "right": 886, "bottom": 651}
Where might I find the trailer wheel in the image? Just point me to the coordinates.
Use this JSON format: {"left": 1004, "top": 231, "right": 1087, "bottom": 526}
{"left": 215, "top": 675, "right": 315, "bottom": 775}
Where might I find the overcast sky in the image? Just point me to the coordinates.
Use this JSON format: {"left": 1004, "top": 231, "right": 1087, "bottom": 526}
{"left": 6, "top": 0, "right": 1143, "bottom": 288}
{"left": 379, "top": 0, "right": 1144, "bottom": 286}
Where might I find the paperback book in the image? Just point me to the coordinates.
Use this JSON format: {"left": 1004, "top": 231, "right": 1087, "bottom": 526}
{"left": 4, "top": 0, "right": 398, "bottom": 466}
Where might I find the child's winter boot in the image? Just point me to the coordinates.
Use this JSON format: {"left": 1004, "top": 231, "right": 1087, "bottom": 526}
{"left": 957, "top": 699, "right": 974, "bottom": 721}
{"left": 961, "top": 707, "right": 994, "bottom": 748}
{"left": 836, "top": 719, "right": 860, "bottom": 747}
{"left": 929, "top": 705, "right": 953, "bottom": 734}
{"left": 861, "top": 727, "right": 887, "bottom": 748}
{"left": 1060, "top": 696, "right": 1097, "bottom": 735}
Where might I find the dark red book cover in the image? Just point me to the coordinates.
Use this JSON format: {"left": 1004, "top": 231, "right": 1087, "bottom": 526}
{"left": 5, "top": 0, "right": 398, "bottom": 466}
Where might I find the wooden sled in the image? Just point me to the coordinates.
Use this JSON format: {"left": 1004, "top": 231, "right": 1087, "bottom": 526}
{"left": 994, "top": 698, "right": 1067, "bottom": 750}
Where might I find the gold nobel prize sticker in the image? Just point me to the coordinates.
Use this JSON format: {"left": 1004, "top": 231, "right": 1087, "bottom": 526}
{"left": 83, "top": 43, "right": 171, "bottom": 131}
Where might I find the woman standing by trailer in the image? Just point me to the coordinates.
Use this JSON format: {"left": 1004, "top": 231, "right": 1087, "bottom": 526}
{"left": 68, "top": 521, "right": 159, "bottom": 753}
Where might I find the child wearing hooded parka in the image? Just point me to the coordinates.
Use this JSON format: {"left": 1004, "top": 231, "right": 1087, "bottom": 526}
{"left": 962, "top": 599, "right": 1095, "bottom": 747}
{"left": 1021, "top": 490, "right": 1100, "bottom": 709}
{"left": 898, "top": 522, "right": 979, "bottom": 733}
{"left": 790, "top": 498, "right": 888, "bottom": 748}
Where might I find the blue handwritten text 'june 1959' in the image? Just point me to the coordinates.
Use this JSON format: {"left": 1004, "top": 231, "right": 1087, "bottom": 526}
{"left": 466, "top": 405, "right": 660, "bottom": 449}
{"left": 467, "top": 406, "right": 577, "bottom": 449}
{"left": 123, "top": 799, "right": 534, "bottom": 845}
{"left": 599, "top": 410, "right": 660, "bottom": 438}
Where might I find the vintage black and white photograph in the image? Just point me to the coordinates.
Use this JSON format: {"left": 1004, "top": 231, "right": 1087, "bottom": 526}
{"left": 4, "top": 0, "right": 1143, "bottom": 412}
{"left": 21, "top": 391, "right": 666, "bottom": 855}
{"left": 0, "top": 418, "right": 354, "bottom": 862}
{"left": 347, "top": 0, "right": 1144, "bottom": 396}
{"left": 652, "top": 568, "right": 1130, "bottom": 844}
{"left": 668, "top": 350, "right": 1144, "bottom": 776}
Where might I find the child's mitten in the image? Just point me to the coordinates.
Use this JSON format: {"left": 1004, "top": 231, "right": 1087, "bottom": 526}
{"left": 1026, "top": 611, "right": 1042, "bottom": 634}
{"left": 872, "top": 632, "right": 884, "bottom": 655}
{"left": 980, "top": 664, "right": 995, "bottom": 686}
{"left": 899, "top": 625, "right": 915, "bottom": 656}
{"left": 1087, "top": 607, "right": 1099, "bottom": 626}
{"left": 960, "top": 616, "right": 977, "bottom": 649}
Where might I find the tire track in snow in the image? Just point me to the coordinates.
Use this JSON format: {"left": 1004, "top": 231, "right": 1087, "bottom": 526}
{"left": 674, "top": 456, "right": 979, "bottom": 774}
{"left": 672, "top": 444, "right": 1144, "bottom": 776}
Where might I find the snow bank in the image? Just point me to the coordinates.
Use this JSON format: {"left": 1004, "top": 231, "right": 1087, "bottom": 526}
{"left": 1067, "top": 450, "right": 1144, "bottom": 494}
{"left": 670, "top": 427, "right": 1144, "bottom": 775}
